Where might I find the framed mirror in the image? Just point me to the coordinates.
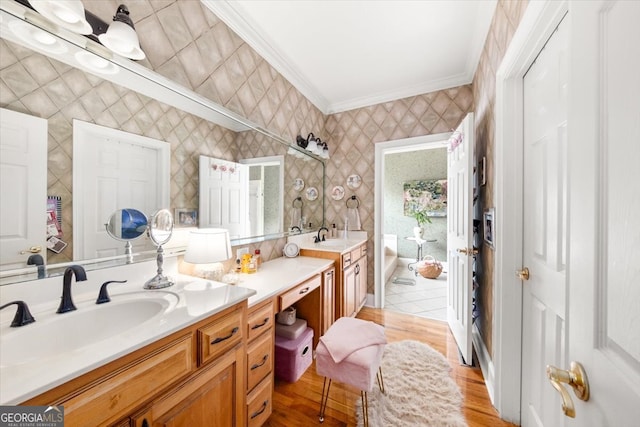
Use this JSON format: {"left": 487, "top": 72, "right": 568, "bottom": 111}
{"left": 0, "top": 3, "right": 325, "bottom": 285}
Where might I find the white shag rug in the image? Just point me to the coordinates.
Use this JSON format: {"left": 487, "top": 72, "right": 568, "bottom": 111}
{"left": 356, "top": 340, "right": 467, "bottom": 427}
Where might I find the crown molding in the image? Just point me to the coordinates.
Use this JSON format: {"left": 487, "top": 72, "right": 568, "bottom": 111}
{"left": 326, "top": 72, "right": 472, "bottom": 114}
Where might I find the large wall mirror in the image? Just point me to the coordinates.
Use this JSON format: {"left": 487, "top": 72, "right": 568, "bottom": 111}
{"left": 0, "top": 3, "right": 325, "bottom": 285}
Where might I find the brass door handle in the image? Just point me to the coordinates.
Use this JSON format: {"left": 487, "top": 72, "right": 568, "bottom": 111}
{"left": 456, "top": 247, "right": 478, "bottom": 256}
{"left": 516, "top": 267, "right": 530, "bottom": 281}
{"left": 546, "top": 362, "right": 590, "bottom": 418}
{"left": 20, "top": 246, "right": 42, "bottom": 254}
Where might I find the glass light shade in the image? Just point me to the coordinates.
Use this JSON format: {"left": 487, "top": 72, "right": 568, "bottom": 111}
{"left": 98, "top": 21, "right": 145, "bottom": 60}
{"left": 306, "top": 136, "right": 318, "bottom": 153}
{"left": 321, "top": 143, "right": 330, "bottom": 159}
{"left": 184, "top": 228, "right": 232, "bottom": 264}
{"left": 8, "top": 20, "right": 67, "bottom": 54}
{"left": 30, "top": 0, "right": 92, "bottom": 34}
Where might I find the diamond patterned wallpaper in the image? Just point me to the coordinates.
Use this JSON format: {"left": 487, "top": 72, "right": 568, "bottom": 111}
{"left": 2, "top": 0, "right": 530, "bottom": 344}
{"left": 472, "top": 0, "right": 529, "bottom": 356}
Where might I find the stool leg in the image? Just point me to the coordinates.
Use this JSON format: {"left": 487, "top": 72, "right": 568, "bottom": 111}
{"left": 376, "top": 367, "right": 385, "bottom": 394}
{"left": 319, "top": 377, "right": 332, "bottom": 422}
{"left": 361, "top": 390, "right": 369, "bottom": 427}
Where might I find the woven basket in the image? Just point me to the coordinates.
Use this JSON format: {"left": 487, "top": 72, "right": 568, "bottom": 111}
{"left": 417, "top": 255, "right": 443, "bottom": 279}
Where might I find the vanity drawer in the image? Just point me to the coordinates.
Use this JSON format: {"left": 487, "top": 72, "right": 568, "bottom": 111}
{"left": 61, "top": 335, "right": 193, "bottom": 426}
{"left": 342, "top": 252, "right": 352, "bottom": 269}
{"left": 279, "top": 275, "right": 321, "bottom": 310}
{"left": 247, "top": 375, "right": 273, "bottom": 427}
{"left": 198, "top": 308, "right": 244, "bottom": 365}
{"left": 247, "top": 332, "right": 273, "bottom": 392}
{"left": 247, "top": 300, "right": 273, "bottom": 342}
{"left": 360, "top": 243, "right": 367, "bottom": 257}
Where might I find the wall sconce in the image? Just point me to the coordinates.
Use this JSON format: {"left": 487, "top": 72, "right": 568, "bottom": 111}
{"left": 97, "top": 4, "right": 145, "bottom": 60}
{"left": 184, "top": 228, "right": 232, "bottom": 280}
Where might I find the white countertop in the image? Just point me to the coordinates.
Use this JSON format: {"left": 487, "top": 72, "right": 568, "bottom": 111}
{"left": 233, "top": 256, "right": 334, "bottom": 307}
{"left": 288, "top": 231, "right": 368, "bottom": 255}
{"left": 0, "top": 255, "right": 334, "bottom": 405}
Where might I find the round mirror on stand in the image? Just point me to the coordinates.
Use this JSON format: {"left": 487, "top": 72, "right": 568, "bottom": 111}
{"left": 144, "top": 209, "right": 174, "bottom": 289}
{"left": 105, "top": 208, "right": 148, "bottom": 264}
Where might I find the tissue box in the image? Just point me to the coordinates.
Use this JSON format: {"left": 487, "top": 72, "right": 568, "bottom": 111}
{"left": 274, "top": 327, "right": 313, "bottom": 383}
{"left": 275, "top": 318, "right": 308, "bottom": 340}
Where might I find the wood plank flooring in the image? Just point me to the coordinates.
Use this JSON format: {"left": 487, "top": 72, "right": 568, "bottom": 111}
{"left": 264, "top": 307, "right": 517, "bottom": 427}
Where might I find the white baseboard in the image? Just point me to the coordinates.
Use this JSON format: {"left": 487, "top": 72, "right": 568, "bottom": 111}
{"left": 473, "top": 323, "right": 495, "bottom": 405}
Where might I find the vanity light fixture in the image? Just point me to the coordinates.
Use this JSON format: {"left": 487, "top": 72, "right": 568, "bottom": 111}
{"left": 295, "top": 133, "right": 330, "bottom": 160}
{"left": 97, "top": 4, "right": 145, "bottom": 60}
{"left": 184, "top": 228, "right": 232, "bottom": 280}
{"left": 29, "top": 0, "right": 92, "bottom": 35}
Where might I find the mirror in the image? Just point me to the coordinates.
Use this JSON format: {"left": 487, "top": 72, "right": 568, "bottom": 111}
{"left": 105, "top": 208, "right": 148, "bottom": 264}
{"left": 144, "top": 209, "right": 174, "bottom": 289}
{"left": 0, "top": 3, "right": 325, "bottom": 285}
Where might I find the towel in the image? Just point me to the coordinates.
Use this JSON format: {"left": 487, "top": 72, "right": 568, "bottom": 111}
{"left": 346, "top": 207, "right": 361, "bottom": 230}
{"left": 320, "top": 317, "right": 387, "bottom": 363}
{"left": 290, "top": 206, "right": 301, "bottom": 229}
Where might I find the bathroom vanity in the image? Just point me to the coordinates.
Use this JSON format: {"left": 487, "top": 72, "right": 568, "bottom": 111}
{"left": 0, "top": 255, "right": 333, "bottom": 426}
{"left": 297, "top": 236, "right": 369, "bottom": 318}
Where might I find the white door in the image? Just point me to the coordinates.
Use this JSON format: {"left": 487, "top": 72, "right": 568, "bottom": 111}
{"left": 0, "top": 108, "right": 47, "bottom": 269}
{"left": 74, "top": 120, "right": 169, "bottom": 260}
{"left": 520, "top": 14, "right": 569, "bottom": 427}
{"left": 447, "top": 112, "right": 474, "bottom": 365}
{"left": 565, "top": 1, "right": 640, "bottom": 425}
{"left": 199, "top": 155, "right": 248, "bottom": 239}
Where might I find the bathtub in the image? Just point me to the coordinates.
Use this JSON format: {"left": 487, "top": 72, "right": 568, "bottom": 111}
{"left": 383, "top": 234, "right": 398, "bottom": 282}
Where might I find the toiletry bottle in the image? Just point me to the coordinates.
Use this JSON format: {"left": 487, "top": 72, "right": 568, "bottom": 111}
{"left": 332, "top": 223, "right": 337, "bottom": 238}
{"left": 235, "top": 259, "right": 242, "bottom": 273}
{"left": 254, "top": 249, "right": 261, "bottom": 269}
{"left": 241, "top": 253, "right": 252, "bottom": 273}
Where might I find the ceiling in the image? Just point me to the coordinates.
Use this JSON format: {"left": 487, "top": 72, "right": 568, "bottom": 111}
{"left": 203, "top": 0, "right": 497, "bottom": 115}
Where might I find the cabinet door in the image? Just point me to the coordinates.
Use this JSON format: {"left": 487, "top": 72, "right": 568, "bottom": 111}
{"left": 322, "top": 268, "right": 335, "bottom": 334}
{"left": 357, "top": 256, "right": 368, "bottom": 311}
{"left": 343, "top": 264, "right": 357, "bottom": 318}
{"left": 132, "top": 346, "right": 245, "bottom": 427}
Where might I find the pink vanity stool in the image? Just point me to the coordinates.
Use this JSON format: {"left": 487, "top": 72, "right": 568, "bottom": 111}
{"left": 316, "top": 317, "right": 387, "bottom": 427}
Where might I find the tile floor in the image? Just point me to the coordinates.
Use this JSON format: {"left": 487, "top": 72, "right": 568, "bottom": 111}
{"left": 383, "top": 258, "right": 448, "bottom": 321}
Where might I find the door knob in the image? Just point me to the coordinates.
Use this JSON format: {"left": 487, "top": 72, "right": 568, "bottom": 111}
{"left": 516, "top": 267, "right": 530, "bottom": 281}
{"left": 546, "top": 361, "right": 590, "bottom": 418}
{"left": 20, "top": 246, "right": 42, "bottom": 254}
{"left": 456, "top": 247, "right": 478, "bottom": 256}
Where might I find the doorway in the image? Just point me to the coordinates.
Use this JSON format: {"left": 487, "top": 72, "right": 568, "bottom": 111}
{"left": 373, "top": 133, "right": 450, "bottom": 318}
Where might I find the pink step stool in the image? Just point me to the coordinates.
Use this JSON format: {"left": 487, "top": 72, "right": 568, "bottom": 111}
{"left": 315, "top": 317, "right": 386, "bottom": 427}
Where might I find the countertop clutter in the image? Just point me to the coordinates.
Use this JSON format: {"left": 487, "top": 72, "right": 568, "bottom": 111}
{"left": 0, "top": 255, "right": 332, "bottom": 405}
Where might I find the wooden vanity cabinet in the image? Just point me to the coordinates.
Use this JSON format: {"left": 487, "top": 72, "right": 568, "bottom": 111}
{"left": 21, "top": 303, "right": 247, "bottom": 427}
{"left": 245, "top": 298, "right": 275, "bottom": 427}
{"left": 301, "top": 243, "right": 367, "bottom": 319}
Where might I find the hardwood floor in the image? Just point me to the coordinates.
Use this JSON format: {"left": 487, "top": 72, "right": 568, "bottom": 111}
{"left": 264, "top": 307, "right": 517, "bottom": 427}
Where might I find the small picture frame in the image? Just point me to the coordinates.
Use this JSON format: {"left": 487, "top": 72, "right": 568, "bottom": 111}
{"left": 484, "top": 208, "right": 495, "bottom": 248}
{"left": 175, "top": 208, "right": 198, "bottom": 227}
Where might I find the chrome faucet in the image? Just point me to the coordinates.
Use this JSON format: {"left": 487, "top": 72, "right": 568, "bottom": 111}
{"left": 0, "top": 301, "right": 35, "bottom": 327}
{"left": 57, "top": 265, "right": 87, "bottom": 313}
{"left": 314, "top": 226, "right": 329, "bottom": 243}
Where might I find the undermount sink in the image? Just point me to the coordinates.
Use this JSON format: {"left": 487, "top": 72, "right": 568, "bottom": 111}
{"left": 0, "top": 291, "right": 179, "bottom": 368}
